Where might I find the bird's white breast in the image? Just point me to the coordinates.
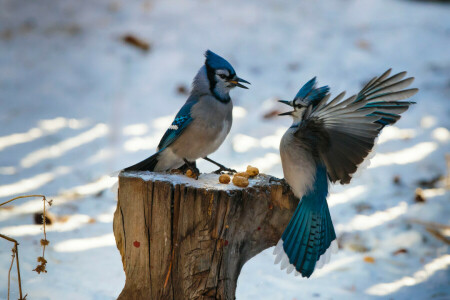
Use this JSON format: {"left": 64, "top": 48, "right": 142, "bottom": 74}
{"left": 280, "top": 128, "right": 316, "bottom": 198}
{"left": 170, "top": 95, "right": 233, "bottom": 161}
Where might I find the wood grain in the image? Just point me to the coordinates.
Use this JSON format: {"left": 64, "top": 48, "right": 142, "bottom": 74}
{"left": 113, "top": 173, "right": 297, "bottom": 300}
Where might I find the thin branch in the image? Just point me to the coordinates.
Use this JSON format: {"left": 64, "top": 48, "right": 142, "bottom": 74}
{"left": 407, "top": 218, "right": 450, "bottom": 230}
{"left": 34, "top": 195, "right": 51, "bottom": 274}
{"left": 7, "top": 245, "right": 16, "bottom": 300}
{"left": 0, "top": 194, "right": 46, "bottom": 208}
{"left": 15, "top": 243, "right": 23, "bottom": 300}
{"left": 1, "top": 194, "right": 48, "bottom": 300}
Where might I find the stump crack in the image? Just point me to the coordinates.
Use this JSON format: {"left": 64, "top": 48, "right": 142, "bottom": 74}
{"left": 119, "top": 205, "right": 126, "bottom": 256}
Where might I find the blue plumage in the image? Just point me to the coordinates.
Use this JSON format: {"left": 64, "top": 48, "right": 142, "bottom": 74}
{"left": 280, "top": 165, "right": 335, "bottom": 278}
{"left": 307, "top": 86, "right": 330, "bottom": 107}
{"left": 157, "top": 98, "right": 198, "bottom": 151}
{"left": 294, "top": 77, "right": 330, "bottom": 108}
{"left": 361, "top": 98, "right": 416, "bottom": 129}
{"left": 295, "top": 77, "right": 317, "bottom": 99}
{"left": 205, "top": 50, "right": 235, "bottom": 75}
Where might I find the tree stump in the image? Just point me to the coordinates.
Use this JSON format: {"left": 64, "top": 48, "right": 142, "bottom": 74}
{"left": 113, "top": 172, "right": 297, "bottom": 300}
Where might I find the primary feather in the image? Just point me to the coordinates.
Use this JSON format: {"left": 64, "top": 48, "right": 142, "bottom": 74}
{"left": 309, "top": 70, "right": 418, "bottom": 183}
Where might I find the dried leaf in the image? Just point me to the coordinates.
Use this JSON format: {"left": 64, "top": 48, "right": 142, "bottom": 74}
{"left": 393, "top": 248, "right": 408, "bottom": 255}
{"left": 122, "top": 34, "right": 151, "bottom": 51}
{"left": 414, "top": 188, "right": 426, "bottom": 203}
{"left": 363, "top": 256, "right": 375, "bottom": 263}
{"left": 263, "top": 109, "right": 281, "bottom": 119}
{"left": 37, "top": 256, "right": 47, "bottom": 264}
{"left": 176, "top": 85, "right": 189, "bottom": 95}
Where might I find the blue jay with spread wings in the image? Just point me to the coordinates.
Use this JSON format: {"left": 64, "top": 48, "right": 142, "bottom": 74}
{"left": 125, "top": 50, "right": 250, "bottom": 177}
{"left": 274, "top": 69, "right": 418, "bottom": 277}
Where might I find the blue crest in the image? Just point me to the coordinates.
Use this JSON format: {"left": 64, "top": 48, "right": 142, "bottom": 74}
{"left": 295, "top": 77, "right": 329, "bottom": 107}
{"left": 204, "top": 50, "right": 236, "bottom": 75}
{"left": 295, "top": 77, "right": 317, "bottom": 100}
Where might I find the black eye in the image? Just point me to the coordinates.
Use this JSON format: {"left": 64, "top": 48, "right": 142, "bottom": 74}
{"left": 219, "top": 74, "right": 226, "bottom": 79}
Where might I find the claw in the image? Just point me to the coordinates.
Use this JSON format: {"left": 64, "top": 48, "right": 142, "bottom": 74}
{"left": 191, "top": 167, "right": 200, "bottom": 180}
{"left": 213, "top": 167, "right": 236, "bottom": 174}
{"left": 269, "top": 176, "right": 286, "bottom": 184}
{"left": 269, "top": 177, "right": 291, "bottom": 193}
{"left": 182, "top": 159, "right": 200, "bottom": 180}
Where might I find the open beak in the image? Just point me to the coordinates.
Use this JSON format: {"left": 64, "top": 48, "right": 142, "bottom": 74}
{"left": 228, "top": 77, "right": 250, "bottom": 89}
{"left": 278, "top": 100, "right": 293, "bottom": 106}
{"left": 278, "top": 111, "right": 294, "bottom": 116}
{"left": 278, "top": 99, "right": 294, "bottom": 115}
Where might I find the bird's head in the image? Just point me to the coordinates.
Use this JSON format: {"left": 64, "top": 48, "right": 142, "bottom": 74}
{"left": 278, "top": 77, "right": 329, "bottom": 122}
{"left": 204, "top": 50, "right": 250, "bottom": 101}
{"left": 278, "top": 98, "right": 308, "bottom": 121}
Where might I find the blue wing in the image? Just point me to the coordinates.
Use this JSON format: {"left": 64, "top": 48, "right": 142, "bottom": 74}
{"left": 157, "top": 97, "right": 198, "bottom": 151}
{"left": 355, "top": 69, "right": 417, "bottom": 129}
{"left": 301, "top": 69, "right": 418, "bottom": 184}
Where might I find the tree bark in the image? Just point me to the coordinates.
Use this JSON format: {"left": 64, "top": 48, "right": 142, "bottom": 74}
{"left": 113, "top": 172, "right": 297, "bottom": 300}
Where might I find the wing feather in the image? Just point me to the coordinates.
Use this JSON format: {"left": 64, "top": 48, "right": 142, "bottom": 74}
{"left": 157, "top": 97, "right": 198, "bottom": 150}
{"left": 296, "top": 69, "right": 417, "bottom": 184}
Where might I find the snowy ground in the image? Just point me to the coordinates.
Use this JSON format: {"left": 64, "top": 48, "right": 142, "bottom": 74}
{"left": 1, "top": 0, "right": 449, "bottom": 299}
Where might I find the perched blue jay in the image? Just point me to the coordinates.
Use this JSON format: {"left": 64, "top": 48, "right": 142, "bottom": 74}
{"left": 125, "top": 50, "right": 250, "bottom": 177}
{"left": 274, "top": 69, "right": 418, "bottom": 277}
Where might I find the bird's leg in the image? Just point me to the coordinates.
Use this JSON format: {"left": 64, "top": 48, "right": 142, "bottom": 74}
{"left": 269, "top": 176, "right": 287, "bottom": 184}
{"left": 203, "top": 156, "right": 236, "bottom": 174}
{"left": 183, "top": 159, "right": 200, "bottom": 179}
{"left": 176, "top": 163, "right": 190, "bottom": 173}
{"left": 269, "top": 176, "right": 290, "bottom": 193}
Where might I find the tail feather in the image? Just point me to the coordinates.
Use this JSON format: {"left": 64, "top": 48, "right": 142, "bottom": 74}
{"left": 124, "top": 151, "right": 160, "bottom": 172}
{"left": 275, "top": 166, "right": 336, "bottom": 278}
{"left": 288, "top": 201, "right": 336, "bottom": 277}
{"left": 282, "top": 202, "right": 309, "bottom": 262}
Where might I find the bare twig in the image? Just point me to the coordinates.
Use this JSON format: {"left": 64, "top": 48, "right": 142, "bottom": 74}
{"left": 1, "top": 194, "right": 50, "bottom": 299}
{"left": 15, "top": 243, "right": 24, "bottom": 300}
{"left": 1, "top": 234, "right": 24, "bottom": 300}
{"left": 407, "top": 218, "right": 450, "bottom": 230}
{"left": 426, "top": 227, "right": 450, "bottom": 245}
{"left": 407, "top": 218, "right": 450, "bottom": 245}
{"left": 33, "top": 195, "right": 51, "bottom": 274}
{"left": 0, "top": 194, "right": 46, "bottom": 208}
{"left": 7, "top": 242, "right": 15, "bottom": 300}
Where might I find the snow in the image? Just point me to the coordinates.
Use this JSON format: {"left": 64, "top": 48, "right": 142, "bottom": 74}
{"left": 0, "top": 0, "right": 449, "bottom": 299}
{"left": 121, "top": 171, "right": 271, "bottom": 191}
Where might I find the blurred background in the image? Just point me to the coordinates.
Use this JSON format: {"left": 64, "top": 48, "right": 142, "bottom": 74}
{"left": 0, "top": 0, "right": 449, "bottom": 299}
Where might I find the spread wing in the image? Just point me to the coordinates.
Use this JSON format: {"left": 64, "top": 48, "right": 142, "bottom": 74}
{"left": 157, "top": 97, "right": 198, "bottom": 151}
{"left": 297, "top": 69, "right": 418, "bottom": 184}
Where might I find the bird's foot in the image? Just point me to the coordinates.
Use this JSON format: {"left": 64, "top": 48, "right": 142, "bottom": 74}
{"left": 182, "top": 159, "right": 200, "bottom": 180}
{"left": 269, "top": 176, "right": 286, "bottom": 184}
{"left": 213, "top": 166, "right": 236, "bottom": 174}
{"left": 269, "top": 177, "right": 290, "bottom": 193}
{"left": 176, "top": 163, "right": 190, "bottom": 173}
{"left": 188, "top": 166, "right": 200, "bottom": 180}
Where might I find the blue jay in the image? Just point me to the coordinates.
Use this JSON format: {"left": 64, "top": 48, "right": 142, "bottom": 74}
{"left": 125, "top": 50, "right": 250, "bottom": 177}
{"left": 274, "top": 69, "right": 418, "bottom": 277}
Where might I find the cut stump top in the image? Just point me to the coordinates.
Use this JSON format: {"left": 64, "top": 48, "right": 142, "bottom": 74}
{"left": 120, "top": 171, "right": 281, "bottom": 191}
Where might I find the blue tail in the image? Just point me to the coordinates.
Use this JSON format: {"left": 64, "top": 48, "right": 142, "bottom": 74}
{"left": 277, "top": 165, "right": 336, "bottom": 278}
{"left": 124, "top": 151, "right": 160, "bottom": 172}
